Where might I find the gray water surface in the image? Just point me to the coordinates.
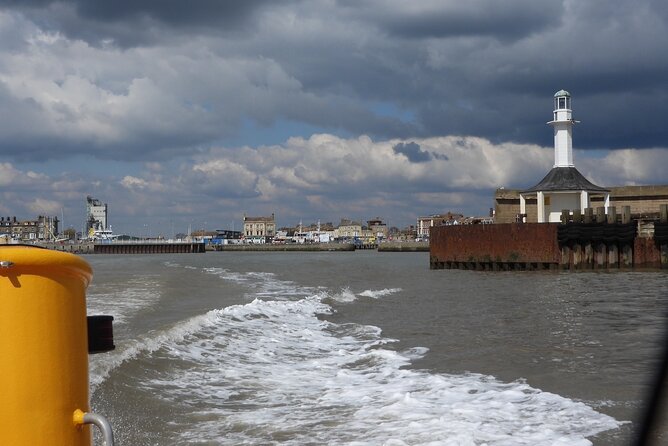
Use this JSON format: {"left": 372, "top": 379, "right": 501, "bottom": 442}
{"left": 85, "top": 251, "right": 668, "bottom": 445}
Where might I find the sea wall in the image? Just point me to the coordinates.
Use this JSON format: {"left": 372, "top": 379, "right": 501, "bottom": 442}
{"left": 378, "top": 241, "right": 429, "bottom": 252}
{"left": 431, "top": 206, "right": 668, "bottom": 271}
{"left": 36, "top": 241, "right": 205, "bottom": 254}
{"left": 215, "top": 243, "right": 355, "bottom": 252}
{"left": 430, "top": 223, "right": 560, "bottom": 270}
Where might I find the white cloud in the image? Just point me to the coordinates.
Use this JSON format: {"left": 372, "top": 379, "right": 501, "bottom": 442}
{"left": 27, "top": 197, "right": 62, "bottom": 215}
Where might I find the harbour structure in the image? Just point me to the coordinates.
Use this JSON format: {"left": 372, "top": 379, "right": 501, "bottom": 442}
{"left": 431, "top": 90, "right": 668, "bottom": 270}
{"left": 519, "top": 90, "right": 610, "bottom": 223}
{"left": 495, "top": 185, "right": 668, "bottom": 224}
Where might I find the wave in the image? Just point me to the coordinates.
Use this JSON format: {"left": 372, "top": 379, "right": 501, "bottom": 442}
{"left": 358, "top": 287, "right": 403, "bottom": 299}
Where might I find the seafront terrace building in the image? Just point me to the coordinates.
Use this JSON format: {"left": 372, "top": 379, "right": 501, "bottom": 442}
{"left": 367, "top": 218, "right": 389, "bottom": 241}
{"left": 243, "top": 213, "right": 276, "bottom": 242}
{"left": 335, "top": 219, "right": 362, "bottom": 240}
{"left": 0, "top": 215, "right": 59, "bottom": 241}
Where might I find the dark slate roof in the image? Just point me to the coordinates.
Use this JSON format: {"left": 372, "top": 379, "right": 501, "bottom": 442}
{"left": 521, "top": 167, "right": 609, "bottom": 193}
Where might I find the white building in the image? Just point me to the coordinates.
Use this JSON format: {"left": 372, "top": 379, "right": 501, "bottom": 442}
{"left": 519, "top": 90, "right": 610, "bottom": 223}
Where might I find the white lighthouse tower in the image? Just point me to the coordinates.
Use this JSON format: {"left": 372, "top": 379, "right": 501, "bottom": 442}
{"left": 519, "top": 90, "right": 610, "bottom": 223}
{"left": 549, "top": 89, "right": 576, "bottom": 167}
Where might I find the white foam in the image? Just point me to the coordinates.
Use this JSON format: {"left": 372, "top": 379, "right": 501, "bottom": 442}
{"left": 88, "top": 311, "right": 220, "bottom": 391}
{"left": 359, "top": 287, "right": 403, "bottom": 299}
{"left": 92, "top": 265, "right": 621, "bottom": 444}
{"left": 86, "top": 277, "right": 161, "bottom": 325}
{"left": 138, "top": 295, "right": 620, "bottom": 445}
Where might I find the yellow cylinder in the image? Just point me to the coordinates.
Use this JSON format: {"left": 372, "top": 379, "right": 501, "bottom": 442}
{"left": 0, "top": 245, "right": 93, "bottom": 446}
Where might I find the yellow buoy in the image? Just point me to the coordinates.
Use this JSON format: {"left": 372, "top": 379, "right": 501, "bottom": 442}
{"left": 0, "top": 245, "right": 94, "bottom": 445}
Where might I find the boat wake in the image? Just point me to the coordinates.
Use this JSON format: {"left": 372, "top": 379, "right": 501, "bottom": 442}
{"left": 88, "top": 263, "right": 621, "bottom": 445}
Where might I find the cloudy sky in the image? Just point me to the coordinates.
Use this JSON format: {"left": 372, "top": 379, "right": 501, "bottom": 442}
{"left": 1, "top": 0, "right": 667, "bottom": 235}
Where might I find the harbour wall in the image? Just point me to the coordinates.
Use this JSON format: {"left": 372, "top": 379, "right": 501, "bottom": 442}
{"left": 34, "top": 240, "right": 428, "bottom": 254}
{"left": 430, "top": 205, "right": 668, "bottom": 271}
{"left": 378, "top": 241, "right": 429, "bottom": 252}
{"left": 38, "top": 241, "right": 206, "bottom": 254}
{"left": 212, "top": 241, "right": 428, "bottom": 252}
{"left": 213, "top": 243, "right": 355, "bottom": 252}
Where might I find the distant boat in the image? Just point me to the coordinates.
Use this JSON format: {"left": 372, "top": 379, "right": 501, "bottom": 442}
{"left": 87, "top": 227, "right": 120, "bottom": 241}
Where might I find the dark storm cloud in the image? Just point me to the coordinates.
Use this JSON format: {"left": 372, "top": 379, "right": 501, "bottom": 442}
{"left": 0, "top": 0, "right": 294, "bottom": 47}
{"left": 393, "top": 142, "right": 448, "bottom": 163}
{"left": 0, "top": 0, "right": 279, "bottom": 25}
{"left": 349, "top": 0, "right": 563, "bottom": 41}
{"left": 1, "top": 0, "right": 668, "bottom": 164}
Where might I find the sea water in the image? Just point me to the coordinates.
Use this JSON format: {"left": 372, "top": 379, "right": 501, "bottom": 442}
{"left": 85, "top": 251, "right": 668, "bottom": 445}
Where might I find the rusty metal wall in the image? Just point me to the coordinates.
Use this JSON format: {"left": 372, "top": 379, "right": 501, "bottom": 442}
{"left": 430, "top": 223, "right": 560, "bottom": 265}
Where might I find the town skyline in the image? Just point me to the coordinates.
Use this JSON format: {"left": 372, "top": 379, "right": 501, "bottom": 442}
{"left": 1, "top": 1, "right": 667, "bottom": 235}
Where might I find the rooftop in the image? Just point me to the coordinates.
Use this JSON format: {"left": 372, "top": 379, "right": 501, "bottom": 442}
{"left": 521, "top": 166, "right": 609, "bottom": 194}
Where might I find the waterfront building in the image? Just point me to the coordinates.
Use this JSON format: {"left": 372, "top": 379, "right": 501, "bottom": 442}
{"left": 417, "top": 213, "right": 464, "bottom": 239}
{"left": 0, "top": 215, "right": 59, "bottom": 241}
{"left": 243, "top": 213, "right": 276, "bottom": 242}
{"left": 367, "top": 218, "right": 389, "bottom": 241}
{"left": 86, "top": 195, "right": 108, "bottom": 235}
{"left": 519, "top": 90, "right": 610, "bottom": 223}
{"left": 335, "top": 219, "right": 362, "bottom": 240}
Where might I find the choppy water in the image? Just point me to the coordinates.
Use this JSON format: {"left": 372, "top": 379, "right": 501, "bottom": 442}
{"left": 85, "top": 251, "right": 668, "bottom": 445}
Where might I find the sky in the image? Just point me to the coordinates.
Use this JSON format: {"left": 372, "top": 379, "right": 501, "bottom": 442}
{"left": 1, "top": 0, "right": 668, "bottom": 236}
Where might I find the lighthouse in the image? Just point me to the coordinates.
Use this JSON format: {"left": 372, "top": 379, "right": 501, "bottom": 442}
{"left": 549, "top": 89, "right": 576, "bottom": 167}
{"left": 519, "top": 90, "right": 610, "bottom": 223}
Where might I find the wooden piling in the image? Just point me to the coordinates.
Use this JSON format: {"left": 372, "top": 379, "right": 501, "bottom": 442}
{"left": 595, "top": 242, "right": 606, "bottom": 269}
{"left": 607, "top": 206, "right": 617, "bottom": 224}
{"left": 584, "top": 208, "right": 593, "bottom": 224}
{"left": 622, "top": 243, "right": 633, "bottom": 268}
{"left": 596, "top": 207, "right": 606, "bottom": 223}
{"left": 622, "top": 206, "right": 631, "bottom": 225}
{"left": 572, "top": 243, "right": 582, "bottom": 268}
{"left": 608, "top": 244, "right": 619, "bottom": 268}
{"left": 561, "top": 209, "right": 570, "bottom": 224}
